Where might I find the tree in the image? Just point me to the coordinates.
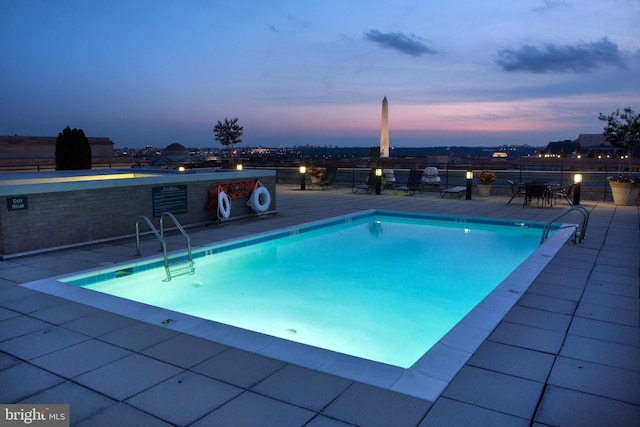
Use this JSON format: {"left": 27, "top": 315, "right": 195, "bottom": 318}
{"left": 213, "top": 117, "right": 243, "bottom": 166}
{"left": 55, "top": 126, "right": 92, "bottom": 170}
{"left": 599, "top": 107, "right": 640, "bottom": 175}
{"left": 368, "top": 146, "right": 382, "bottom": 166}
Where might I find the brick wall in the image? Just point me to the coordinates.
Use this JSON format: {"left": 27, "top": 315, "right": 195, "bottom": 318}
{"left": 0, "top": 174, "right": 276, "bottom": 257}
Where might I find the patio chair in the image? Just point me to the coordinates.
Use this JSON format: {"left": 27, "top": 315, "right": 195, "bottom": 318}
{"left": 352, "top": 169, "right": 377, "bottom": 193}
{"left": 506, "top": 180, "right": 526, "bottom": 204}
{"left": 550, "top": 184, "right": 573, "bottom": 206}
{"left": 393, "top": 170, "right": 423, "bottom": 196}
{"left": 524, "top": 183, "right": 549, "bottom": 207}
{"left": 311, "top": 167, "right": 338, "bottom": 190}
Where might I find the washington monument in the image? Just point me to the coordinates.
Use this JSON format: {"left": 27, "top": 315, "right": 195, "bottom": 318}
{"left": 380, "top": 96, "right": 389, "bottom": 157}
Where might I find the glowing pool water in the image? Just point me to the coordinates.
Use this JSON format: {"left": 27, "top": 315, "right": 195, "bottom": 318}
{"left": 60, "top": 210, "right": 561, "bottom": 368}
{"left": 24, "top": 209, "right": 573, "bottom": 399}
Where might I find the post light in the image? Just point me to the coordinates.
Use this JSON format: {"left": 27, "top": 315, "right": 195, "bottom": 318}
{"left": 299, "top": 166, "right": 306, "bottom": 191}
{"left": 177, "top": 166, "right": 185, "bottom": 172}
{"left": 573, "top": 173, "right": 582, "bottom": 205}
{"left": 375, "top": 167, "right": 383, "bottom": 195}
{"left": 236, "top": 164, "right": 243, "bottom": 171}
{"left": 465, "top": 169, "right": 473, "bottom": 200}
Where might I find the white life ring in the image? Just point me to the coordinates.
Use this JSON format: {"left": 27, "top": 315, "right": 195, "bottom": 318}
{"left": 218, "top": 191, "right": 231, "bottom": 219}
{"left": 247, "top": 186, "right": 271, "bottom": 213}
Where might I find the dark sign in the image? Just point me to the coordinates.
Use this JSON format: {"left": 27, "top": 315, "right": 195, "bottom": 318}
{"left": 7, "top": 195, "right": 28, "bottom": 211}
{"left": 152, "top": 185, "right": 187, "bottom": 217}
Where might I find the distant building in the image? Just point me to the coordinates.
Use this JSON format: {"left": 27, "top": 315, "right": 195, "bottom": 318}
{"left": 150, "top": 143, "right": 194, "bottom": 168}
{"left": 575, "top": 134, "right": 606, "bottom": 148}
{"left": 0, "top": 135, "right": 114, "bottom": 167}
{"left": 542, "top": 139, "right": 580, "bottom": 157}
{"left": 575, "top": 133, "right": 620, "bottom": 158}
{"left": 541, "top": 134, "right": 627, "bottom": 159}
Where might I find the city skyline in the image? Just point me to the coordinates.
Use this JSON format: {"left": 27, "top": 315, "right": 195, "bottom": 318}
{"left": 1, "top": 1, "right": 639, "bottom": 149}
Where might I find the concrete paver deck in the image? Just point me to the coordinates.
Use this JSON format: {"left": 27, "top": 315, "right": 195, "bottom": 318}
{"left": 1, "top": 183, "right": 638, "bottom": 426}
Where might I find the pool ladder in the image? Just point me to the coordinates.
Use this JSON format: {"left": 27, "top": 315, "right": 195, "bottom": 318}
{"left": 135, "top": 212, "right": 194, "bottom": 281}
{"left": 540, "top": 206, "right": 589, "bottom": 245}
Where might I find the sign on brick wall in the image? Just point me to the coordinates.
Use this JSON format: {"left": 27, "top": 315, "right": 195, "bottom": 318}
{"left": 7, "top": 195, "right": 28, "bottom": 211}
{"left": 152, "top": 185, "right": 187, "bottom": 217}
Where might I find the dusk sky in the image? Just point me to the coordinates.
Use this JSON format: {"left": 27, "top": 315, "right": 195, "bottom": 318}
{"left": 2, "top": 1, "right": 639, "bottom": 149}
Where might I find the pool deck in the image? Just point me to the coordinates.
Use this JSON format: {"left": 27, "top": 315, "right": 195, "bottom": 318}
{"left": 1, "top": 183, "right": 638, "bottom": 426}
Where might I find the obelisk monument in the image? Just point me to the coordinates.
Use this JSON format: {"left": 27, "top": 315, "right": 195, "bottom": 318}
{"left": 380, "top": 96, "right": 389, "bottom": 157}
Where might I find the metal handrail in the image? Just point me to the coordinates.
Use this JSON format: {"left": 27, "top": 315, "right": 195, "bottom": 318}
{"left": 136, "top": 213, "right": 193, "bottom": 281}
{"left": 135, "top": 215, "right": 170, "bottom": 280}
{"left": 540, "top": 206, "right": 589, "bottom": 244}
{"left": 160, "top": 212, "right": 193, "bottom": 267}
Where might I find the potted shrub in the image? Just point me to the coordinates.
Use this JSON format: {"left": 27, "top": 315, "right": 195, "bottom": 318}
{"left": 608, "top": 175, "right": 640, "bottom": 206}
{"left": 599, "top": 107, "right": 640, "bottom": 205}
{"left": 308, "top": 166, "right": 324, "bottom": 184}
{"left": 477, "top": 169, "right": 496, "bottom": 197}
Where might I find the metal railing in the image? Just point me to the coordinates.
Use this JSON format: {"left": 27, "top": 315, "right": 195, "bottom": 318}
{"left": 540, "top": 206, "right": 590, "bottom": 245}
{"left": 135, "top": 213, "right": 194, "bottom": 281}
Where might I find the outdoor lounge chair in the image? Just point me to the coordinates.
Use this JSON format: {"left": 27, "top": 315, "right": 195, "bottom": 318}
{"left": 440, "top": 186, "right": 467, "bottom": 198}
{"left": 383, "top": 169, "right": 396, "bottom": 189}
{"left": 352, "top": 169, "right": 377, "bottom": 193}
{"left": 393, "top": 170, "right": 423, "bottom": 196}
{"left": 311, "top": 166, "right": 338, "bottom": 190}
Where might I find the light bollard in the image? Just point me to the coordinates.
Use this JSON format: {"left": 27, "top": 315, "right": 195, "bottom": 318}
{"left": 375, "top": 168, "right": 383, "bottom": 194}
{"left": 573, "top": 173, "right": 582, "bottom": 205}
{"left": 299, "top": 166, "right": 306, "bottom": 191}
{"left": 465, "top": 170, "right": 473, "bottom": 200}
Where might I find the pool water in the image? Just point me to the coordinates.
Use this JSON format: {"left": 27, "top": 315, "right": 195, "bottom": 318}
{"left": 64, "top": 210, "right": 551, "bottom": 368}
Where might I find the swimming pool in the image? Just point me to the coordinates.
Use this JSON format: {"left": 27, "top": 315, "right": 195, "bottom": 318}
{"left": 23, "top": 210, "right": 573, "bottom": 400}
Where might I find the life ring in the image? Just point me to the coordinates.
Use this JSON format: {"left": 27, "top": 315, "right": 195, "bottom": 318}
{"left": 247, "top": 185, "right": 271, "bottom": 213}
{"left": 218, "top": 190, "right": 231, "bottom": 219}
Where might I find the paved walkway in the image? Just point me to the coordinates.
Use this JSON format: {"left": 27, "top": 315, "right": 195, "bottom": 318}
{"left": 1, "top": 184, "right": 638, "bottom": 426}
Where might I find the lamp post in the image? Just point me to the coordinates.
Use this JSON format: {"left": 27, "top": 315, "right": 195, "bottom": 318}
{"left": 299, "top": 166, "right": 306, "bottom": 191}
{"left": 375, "top": 168, "right": 383, "bottom": 194}
{"left": 236, "top": 164, "right": 243, "bottom": 171}
{"left": 573, "top": 173, "right": 582, "bottom": 205}
{"left": 465, "top": 170, "right": 473, "bottom": 200}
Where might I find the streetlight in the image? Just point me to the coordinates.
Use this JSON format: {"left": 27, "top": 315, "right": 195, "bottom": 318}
{"left": 465, "top": 169, "right": 473, "bottom": 200}
{"left": 375, "top": 168, "right": 383, "bottom": 194}
{"left": 299, "top": 166, "right": 306, "bottom": 191}
{"left": 573, "top": 173, "right": 582, "bottom": 205}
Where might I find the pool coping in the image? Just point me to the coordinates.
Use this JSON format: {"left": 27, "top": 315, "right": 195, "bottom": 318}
{"left": 20, "top": 210, "right": 576, "bottom": 401}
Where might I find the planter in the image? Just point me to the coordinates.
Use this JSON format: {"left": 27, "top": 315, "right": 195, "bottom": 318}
{"left": 609, "top": 181, "right": 640, "bottom": 206}
{"left": 477, "top": 183, "right": 492, "bottom": 197}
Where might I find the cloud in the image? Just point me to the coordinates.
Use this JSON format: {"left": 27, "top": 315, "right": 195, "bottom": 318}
{"left": 496, "top": 37, "right": 626, "bottom": 73}
{"left": 363, "top": 29, "right": 438, "bottom": 56}
{"left": 531, "top": 0, "right": 568, "bottom": 12}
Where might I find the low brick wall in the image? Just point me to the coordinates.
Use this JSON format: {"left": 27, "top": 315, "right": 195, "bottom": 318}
{"left": 0, "top": 170, "right": 275, "bottom": 258}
